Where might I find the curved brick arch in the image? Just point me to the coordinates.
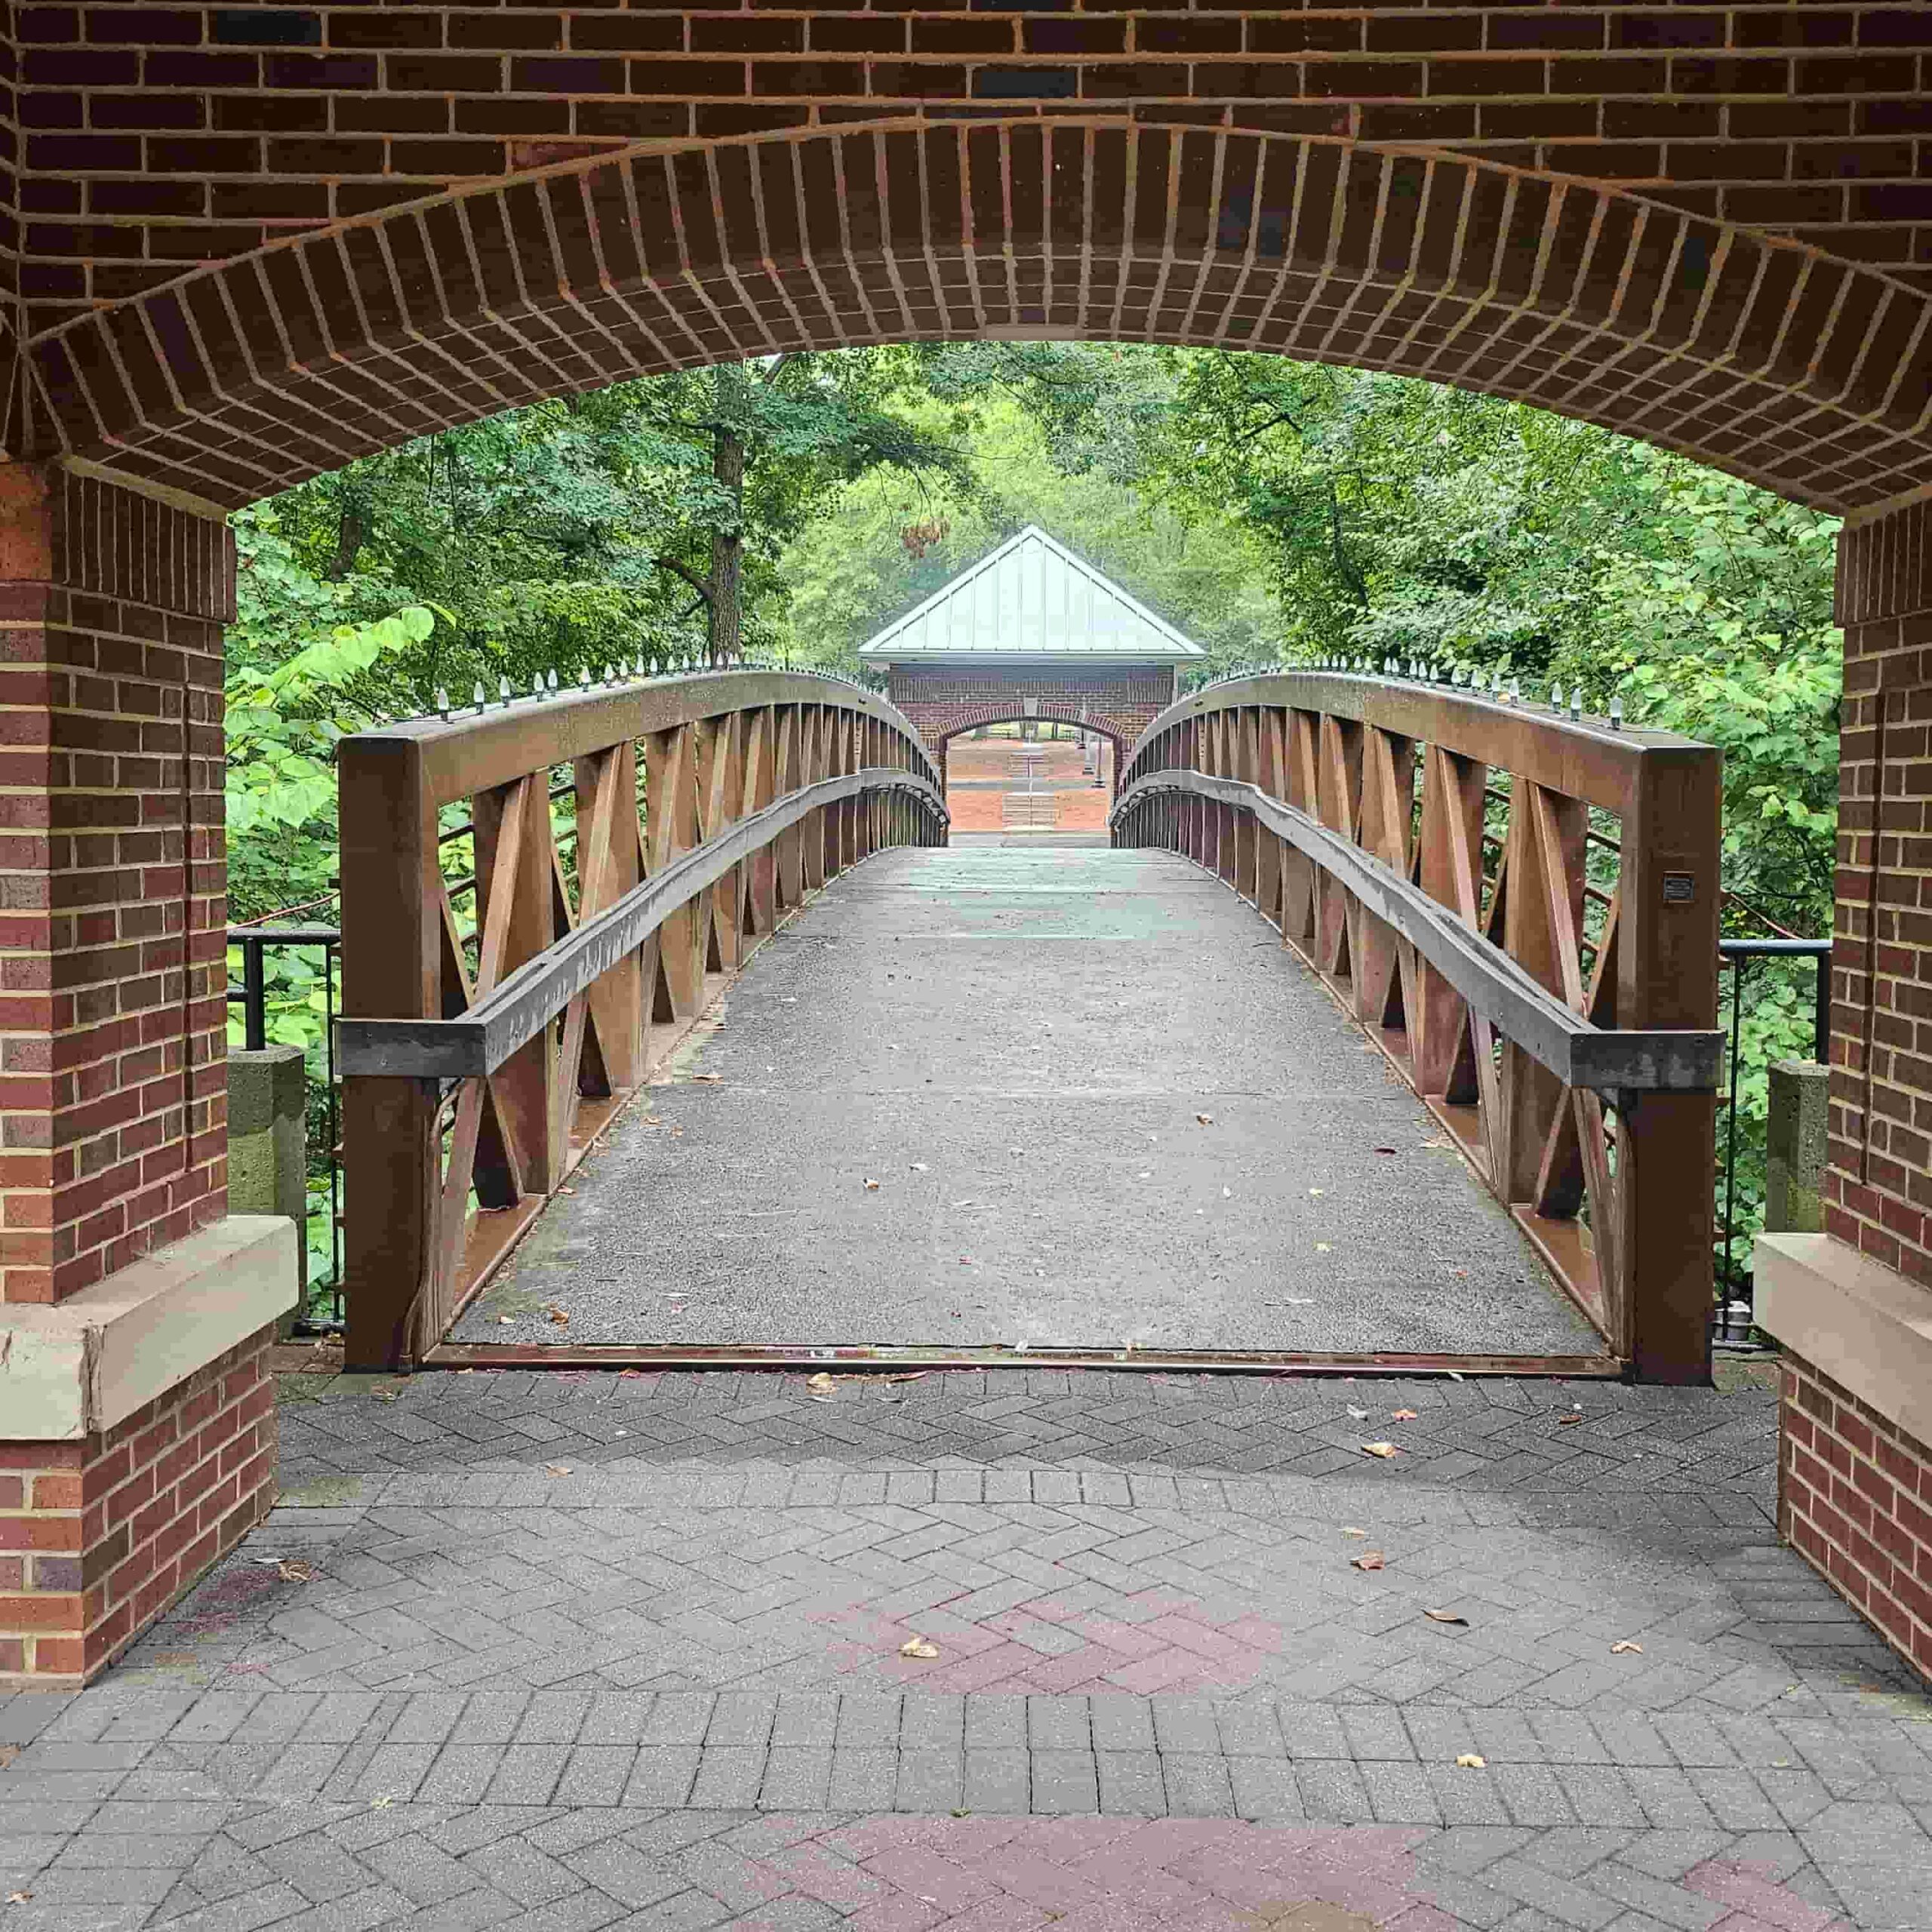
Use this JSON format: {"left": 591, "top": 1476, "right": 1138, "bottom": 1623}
{"left": 918, "top": 704, "right": 1148, "bottom": 775}
{"left": 934, "top": 708, "right": 1137, "bottom": 752}
{"left": 30, "top": 118, "right": 1932, "bottom": 515}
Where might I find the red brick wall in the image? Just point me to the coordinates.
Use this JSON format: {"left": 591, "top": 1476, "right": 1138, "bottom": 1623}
{"left": 889, "top": 662, "right": 1174, "bottom": 761}
{"left": 1828, "top": 499, "right": 1932, "bottom": 1288}
{"left": 21, "top": 6, "right": 1932, "bottom": 335}
{"left": 1780, "top": 1351, "right": 1932, "bottom": 1686}
{"left": 0, "top": 466, "right": 231, "bottom": 1307}
{"left": 29, "top": 118, "right": 1932, "bottom": 518}
{"left": 0, "top": 1321, "right": 276, "bottom": 1683}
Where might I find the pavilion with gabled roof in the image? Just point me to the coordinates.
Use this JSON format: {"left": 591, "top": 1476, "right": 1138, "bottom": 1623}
{"left": 857, "top": 525, "right": 1205, "bottom": 783}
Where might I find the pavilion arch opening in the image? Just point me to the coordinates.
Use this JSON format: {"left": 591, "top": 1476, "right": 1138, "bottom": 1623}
{"left": 9, "top": 112, "right": 1890, "bottom": 1371}
{"left": 934, "top": 716, "right": 1131, "bottom": 840}
{"left": 9, "top": 17, "right": 1932, "bottom": 1700}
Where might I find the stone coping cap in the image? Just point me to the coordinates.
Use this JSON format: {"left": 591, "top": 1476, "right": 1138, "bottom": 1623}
{"left": 0, "top": 1215, "right": 298, "bottom": 1441}
{"left": 1753, "top": 1231, "right": 1932, "bottom": 1444}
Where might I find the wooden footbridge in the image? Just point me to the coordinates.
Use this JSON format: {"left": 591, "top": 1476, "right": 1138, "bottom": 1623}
{"left": 335, "top": 666, "right": 1723, "bottom": 1384}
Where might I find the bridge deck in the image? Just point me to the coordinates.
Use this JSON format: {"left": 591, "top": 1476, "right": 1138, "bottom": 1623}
{"left": 452, "top": 844, "right": 1601, "bottom": 1358}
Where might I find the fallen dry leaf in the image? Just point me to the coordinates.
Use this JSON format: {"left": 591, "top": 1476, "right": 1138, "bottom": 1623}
{"left": 1315, "top": 1242, "right": 1334, "bottom": 1254}
{"left": 558, "top": 1185, "right": 575, "bottom": 1195}
{"left": 0, "top": 1746, "right": 17, "bottom": 1770}
{"left": 1359, "top": 1441, "right": 1402, "bottom": 1459}
{"left": 863, "top": 1178, "right": 881, "bottom": 1191}
{"left": 807, "top": 1372, "right": 838, "bottom": 1392}
{"left": 909, "top": 1162, "right": 929, "bottom": 1172}
{"left": 1423, "top": 1608, "right": 1469, "bottom": 1626}
{"left": 1557, "top": 1413, "right": 1583, "bottom": 1426}
{"left": 369, "top": 1795, "right": 396, "bottom": 1810}
{"left": 496, "top": 1314, "right": 515, "bottom": 1326}
{"left": 1455, "top": 1755, "right": 1487, "bottom": 1770}
{"left": 692, "top": 1073, "right": 722, "bottom": 1084}
{"left": 544, "top": 1463, "right": 573, "bottom": 1477}
{"left": 7, "top": 1891, "right": 32, "bottom": 1904}
{"left": 1352, "top": 1552, "right": 1386, "bottom": 1572}
{"left": 1347, "top": 1406, "right": 1370, "bottom": 1420}
{"left": 276, "top": 1559, "right": 315, "bottom": 1583}
{"left": 619, "top": 1367, "right": 648, "bottom": 1378}
{"left": 1196, "top": 1113, "right": 1214, "bottom": 1125}
{"left": 1373, "top": 1146, "right": 1398, "bottom": 1155}
{"left": 1341, "top": 1527, "right": 1368, "bottom": 1538}
{"left": 899, "top": 1636, "right": 940, "bottom": 1660}
{"left": 545, "top": 1305, "right": 570, "bottom": 1327}
{"left": 1611, "top": 1640, "right": 1644, "bottom": 1655}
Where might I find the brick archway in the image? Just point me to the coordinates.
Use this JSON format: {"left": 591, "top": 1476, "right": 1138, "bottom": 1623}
{"left": 9, "top": 82, "right": 1932, "bottom": 1684}
{"left": 900, "top": 690, "right": 1164, "bottom": 769}
{"left": 928, "top": 707, "right": 1138, "bottom": 801}
{"left": 29, "top": 118, "right": 1932, "bottom": 515}
{"left": 932, "top": 707, "right": 1138, "bottom": 758}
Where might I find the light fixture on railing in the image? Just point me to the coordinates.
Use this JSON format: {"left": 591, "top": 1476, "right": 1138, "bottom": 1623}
{"left": 498, "top": 675, "right": 512, "bottom": 705}
{"left": 472, "top": 681, "right": 486, "bottom": 712}
{"left": 547, "top": 669, "right": 559, "bottom": 695}
{"left": 1509, "top": 679, "right": 1522, "bottom": 704}
{"left": 578, "top": 666, "right": 591, "bottom": 688}
{"left": 636, "top": 654, "right": 648, "bottom": 678}
{"left": 1608, "top": 694, "right": 1624, "bottom": 729}
{"left": 435, "top": 688, "right": 451, "bottom": 719}
{"left": 532, "top": 672, "right": 546, "bottom": 699}
{"left": 1570, "top": 689, "right": 1583, "bottom": 721}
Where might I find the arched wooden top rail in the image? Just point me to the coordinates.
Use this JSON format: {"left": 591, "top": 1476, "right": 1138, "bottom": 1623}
{"left": 1111, "top": 668, "right": 1724, "bottom": 1386}
{"left": 336, "top": 666, "right": 946, "bottom": 1369}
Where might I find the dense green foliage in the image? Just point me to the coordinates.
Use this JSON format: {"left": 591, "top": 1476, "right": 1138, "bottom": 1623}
{"left": 227, "top": 343, "right": 1841, "bottom": 1307}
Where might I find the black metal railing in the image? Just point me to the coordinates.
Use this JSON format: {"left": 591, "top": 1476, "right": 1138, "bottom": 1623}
{"left": 1713, "top": 934, "right": 1832, "bottom": 1346}
{"left": 226, "top": 923, "right": 343, "bottom": 1328}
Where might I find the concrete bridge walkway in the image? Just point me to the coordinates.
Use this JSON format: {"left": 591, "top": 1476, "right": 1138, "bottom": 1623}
{"left": 452, "top": 843, "right": 1599, "bottom": 1361}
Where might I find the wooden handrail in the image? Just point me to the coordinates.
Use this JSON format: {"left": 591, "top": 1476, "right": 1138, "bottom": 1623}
{"left": 337, "top": 668, "right": 946, "bottom": 1369}
{"left": 1112, "top": 669, "right": 1724, "bottom": 1386}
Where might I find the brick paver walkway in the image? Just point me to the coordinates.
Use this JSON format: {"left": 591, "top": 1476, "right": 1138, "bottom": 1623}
{"left": 5, "top": 1367, "right": 1930, "bottom": 1930}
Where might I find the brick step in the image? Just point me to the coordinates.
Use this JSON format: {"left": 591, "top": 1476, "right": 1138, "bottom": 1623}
{"left": 1001, "top": 793, "right": 1059, "bottom": 827}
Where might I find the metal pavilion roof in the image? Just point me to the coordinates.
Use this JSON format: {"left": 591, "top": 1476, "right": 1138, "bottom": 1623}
{"left": 856, "top": 525, "right": 1207, "bottom": 665}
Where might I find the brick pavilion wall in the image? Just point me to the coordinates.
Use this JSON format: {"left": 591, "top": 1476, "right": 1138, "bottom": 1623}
{"left": 18, "top": 5, "right": 1932, "bottom": 337}
{"left": 888, "top": 663, "right": 1174, "bottom": 763}
{"left": 0, "top": 464, "right": 254, "bottom": 1687}
{"left": 0, "top": 466, "right": 230, "bottom": 1309}
{"left": 0, "top": 1324, "right": 275, "bottom": 1681}
{"left": 1829, "top": 497, "right": 1932, "bottom": 1287}
{"left": 1780, "top": 1353, "right": 1932, "bottom": 1686}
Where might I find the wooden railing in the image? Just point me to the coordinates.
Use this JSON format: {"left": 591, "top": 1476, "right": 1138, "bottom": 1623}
{"left": 1110, "top": 669, "right": 1724, "bottom": 1385}
{"left": 334, "top": 669, "right": 947, "bottom": 1369}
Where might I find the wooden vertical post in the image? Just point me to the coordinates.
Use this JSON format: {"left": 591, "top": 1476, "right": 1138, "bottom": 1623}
{"left": 340, "top": 738, "right": 439, "bottom": 1370}
{"left": 1617, "top": 749, "right": 1723, "bottom": 1383}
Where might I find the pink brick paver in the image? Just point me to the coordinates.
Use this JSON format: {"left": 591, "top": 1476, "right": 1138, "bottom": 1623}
{"left": 715, "top": 1823, "right": 1858, "bottom": 1932}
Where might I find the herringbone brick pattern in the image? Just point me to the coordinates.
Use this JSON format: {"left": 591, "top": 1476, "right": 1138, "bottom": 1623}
{"left": 275, "top": 1367, "right": 1783, "bottom": 1490}
{"left": 3, "top": 1368, "right": 1929, "bottom": 1930}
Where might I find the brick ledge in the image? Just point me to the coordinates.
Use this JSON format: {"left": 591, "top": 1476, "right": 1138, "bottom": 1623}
{"left": 1754, "top": 1231, "right": 1932, "bottom": 1445}
{"left": 0, "top": 1216, "right": 297, "bottom": 1442}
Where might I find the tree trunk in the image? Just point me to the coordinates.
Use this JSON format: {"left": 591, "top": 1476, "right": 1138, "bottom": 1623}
{"left": 709, "top": 368, "right": 746, "bottom": 663}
